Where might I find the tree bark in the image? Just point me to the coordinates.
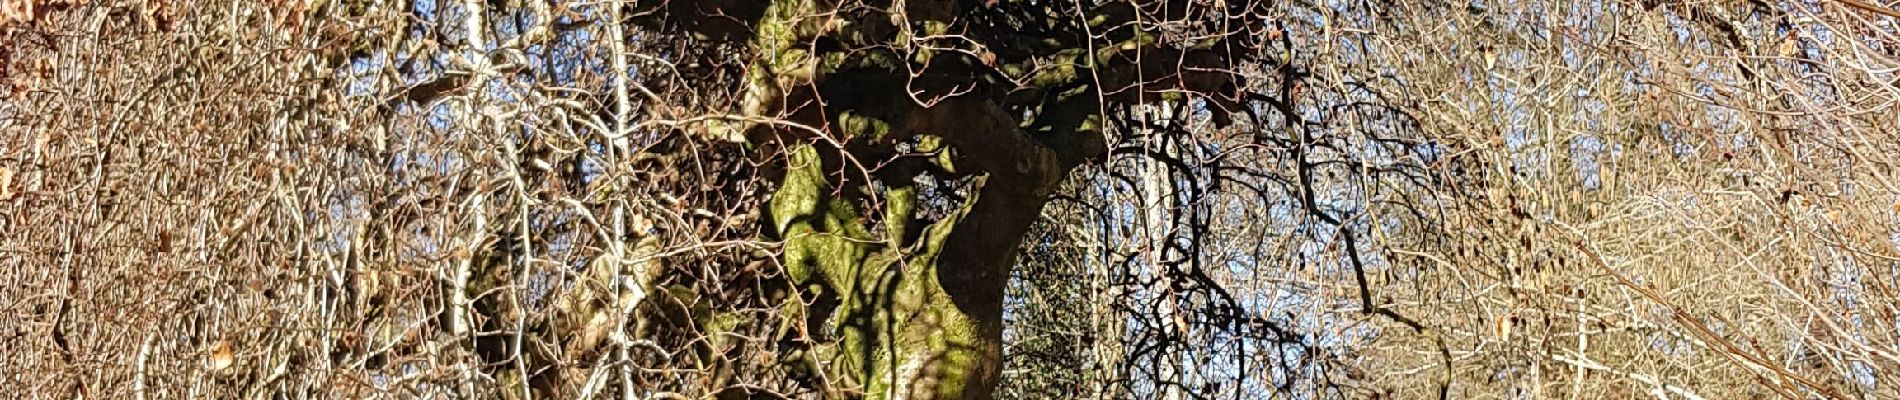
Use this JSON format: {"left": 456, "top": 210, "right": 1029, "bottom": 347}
{"left": 766, "top": 95, "right": 1099, "bottom": 399}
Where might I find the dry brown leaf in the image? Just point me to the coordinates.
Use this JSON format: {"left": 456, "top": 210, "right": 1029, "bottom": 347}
{"left": 0, "top": 167, "right": 12, "bottom": 200}
{"left": 1494, "top": 316, "right": 1511, "bottom": 342}
{"left": 1483, "top": 45, "right": 1497, "bottom": 71}
{"left": 207, "top": 340, "right": 235, "bottom": 372}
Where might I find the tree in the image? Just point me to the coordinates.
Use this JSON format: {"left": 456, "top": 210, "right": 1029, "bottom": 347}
{"left": 627, "top": 0, "right": 1284, "bottom": 397}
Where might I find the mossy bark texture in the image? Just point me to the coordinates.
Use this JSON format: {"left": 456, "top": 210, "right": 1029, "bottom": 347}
{"left": 749, "top": 2, "right": 1100, "bottom": 398}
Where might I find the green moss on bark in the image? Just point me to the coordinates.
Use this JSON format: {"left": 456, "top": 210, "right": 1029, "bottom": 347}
{"left": 744, "top": 1, "right": 1094, "bottom": 398}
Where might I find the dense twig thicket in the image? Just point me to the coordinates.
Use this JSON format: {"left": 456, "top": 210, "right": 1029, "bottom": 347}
{"left": 3, "top": 0, "right": 1897, "bottom": 399}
